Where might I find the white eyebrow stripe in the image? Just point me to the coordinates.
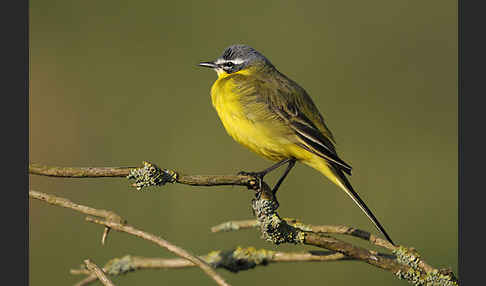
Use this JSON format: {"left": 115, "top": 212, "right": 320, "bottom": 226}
{"left": 215, "top": 58, "right": 245, "bottom": 65}
{"left": 231, "top": 58, "right": 245, "bottom": 64}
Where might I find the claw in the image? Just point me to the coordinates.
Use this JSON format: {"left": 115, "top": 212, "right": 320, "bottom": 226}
{"left": 237, "top": 170, "right": 265, "bottom": 178}
{"left": 237, "top": 170, "right": 266, "bottom": 190}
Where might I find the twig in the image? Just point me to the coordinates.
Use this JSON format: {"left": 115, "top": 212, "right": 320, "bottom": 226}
{"left": 211, "top": 219, "right": 259, "bottom": 233}
{"left": 302, "top": 232, "right": 405, "bottom": 272}
{"left": 29, "top": 163, "right": 133, "bottom": 177}
{"left": 71, "top": 248, "right": 351, "bottom": 275}
{"left": 84, "top": 259, "right": 115, "bottom": 286}
{"left": 30, "top": 162, "right": 458, "bottom": 285}
{"left": 29, "top": 162, "right": 257, "bottom": 190}
{"left": 29, "top": 190, "right": 124, "bottom": 244}
{"left": 84, "top": 217, "right": 230, "bottom": 286}
{"left": 70, "top": 248, "right": 353, "bottom": 286}
{"left": 300, "top": 224, "right": 395, "bottom": 250}
{"left": 212, "top": 219, "right": 394, "bottom": 250}
{"left": 249, "top": 182, "right": 459, "bottom": 285}
{"left": 29, "top": 190, "right": 124, "bottom": 223}
{"left": 73, "top": 275, "right": 97, "bottom": 286}
{"left": 29, "top": 190, "right": 230, "bottom": 286}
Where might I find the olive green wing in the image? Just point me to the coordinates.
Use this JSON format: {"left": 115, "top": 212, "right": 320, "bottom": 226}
{"left": 270, "top": 95, "right": 352, "bottom": 175}
{"left": 232, "top": 72, "right": 352, "bottom": 174}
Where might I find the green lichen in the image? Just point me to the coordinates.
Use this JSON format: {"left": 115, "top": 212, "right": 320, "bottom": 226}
{"left": 393, "top": 247, "right": 458, "bottom": 286}
{"left": 233, "top": 246, "right": 275, "bottom": 264}
{"left": 219, "top": 222, "right": 241, "bottom": 231}
{"left": 287, "top": 220, "right": 314, "bottom": 232}
{"left": 423, "top": 269, "right": 459, "bottom": 286}
{"left": 103, "top": 255, "right": 135, "bottom": 275}
{"left": 252, "top": 198, "right": 305, "bottom": 245}
{"left": 394, "top": 246, "right": 422, "bottom": 269}
{"left": 127, "top": 161, "right": 177, "bottom": 190}
{"left": 206, "top": 247, "right": 275, "bottom": 273}
{"left": 204, "top": 250, "right": 223, "bottom": 265}
{"left": 395, "top": 268, "right": 425, "bottom": 285}
{"left": 213, "top": 221, "right": 259, "bottom": 232}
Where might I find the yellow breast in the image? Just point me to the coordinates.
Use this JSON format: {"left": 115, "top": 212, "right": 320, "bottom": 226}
{"left": 210, "top": 71, "right": 292, "bottom": 161}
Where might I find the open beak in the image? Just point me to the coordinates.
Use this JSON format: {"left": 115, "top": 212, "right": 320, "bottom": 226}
{"left": 198, "top": 61, "right": 218, "bottom": 69}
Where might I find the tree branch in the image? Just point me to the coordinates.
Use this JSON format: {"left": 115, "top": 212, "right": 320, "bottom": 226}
{"left": 29, "top": 162, "right": 257, "bottom": 190}
{"left": 70, "top": 248, "right": 352, "bottom": 286}
{"left": 29, "top": 190, "right": 230, "bottom": 286}
{"left": 29, "top": 190, "right": 124, "bottom": 244}
{"left": 212, "top": 219, "right": 395, "bottom": 250}
{"left": 29, "top": 163, "right": 133, "bottom": 178}
{"left": 249, "top": 182, "right": 458, "bottom": 285}
{"left": 84, "top": 259, "right": 115, "bottom": 286}
{"left": 84, "top": 217, "right": 229, "bottom": 286}
{"left": 30, "top": 162, "right": 458, "bottom": 285}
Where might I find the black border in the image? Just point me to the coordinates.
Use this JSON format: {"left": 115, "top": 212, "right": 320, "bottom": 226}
{"left": 2, "top": 0, "right": 29, "bottom": 285}
{"left": 459, "top": 0, "right": 483, "bottom": 285}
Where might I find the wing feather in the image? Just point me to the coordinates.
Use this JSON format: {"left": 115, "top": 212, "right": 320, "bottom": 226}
{"left": 272, "top": 105, "right": 352, "bottom": 174}
{"left": 230, "top": 71, "right": 352, "bottom": 174}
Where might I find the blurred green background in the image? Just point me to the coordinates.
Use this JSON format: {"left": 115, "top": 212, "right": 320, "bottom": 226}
{"left": 29, "top": 1, "right": 457, "bottom": 285}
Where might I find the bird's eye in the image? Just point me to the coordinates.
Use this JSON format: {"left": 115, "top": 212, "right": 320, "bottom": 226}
{"left": 224, "top": 62, "right": 234, "bottom": 67}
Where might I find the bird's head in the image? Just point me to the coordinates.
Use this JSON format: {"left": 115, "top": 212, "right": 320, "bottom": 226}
{"left": 199, "top": 44, "right": 274, "bottom": 77}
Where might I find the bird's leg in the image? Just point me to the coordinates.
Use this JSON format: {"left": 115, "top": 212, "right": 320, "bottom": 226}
{"left": 271, "top": 158, "right": 296, "bottom": 195}
{"left": 238, "top": 158, "right": 293, "bottom": 179}
{"left": 238, "top": 158, "right": 293, "bottom": 190}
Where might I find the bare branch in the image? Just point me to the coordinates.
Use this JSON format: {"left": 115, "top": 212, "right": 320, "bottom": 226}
{"left": 29, "top": 190, "right": 124, "bottom": 223}
{"left": 29, "top": 190, "right": 124, "bottom": 244}
{"left": 29, "top": 163, "right": 132, "bottom": 177}
{"left": 71, "top": 248, "right": 353, "bottom": 286}
{"left": 211, "top": 220, "right": 259, "bottom": 233}
{"left": 303, "top": 232, "right": 405, "bottom": 272}
{"left": 250, "top": 182, "right": 459, "bottom": 285}
{"left": 73, "top": 275, "right": 97, "bottom": 286}
{"left": 30, "top": 161, "right": 257, "bottom": 190}
{"left": 29, "top": 190, "right": 230, "bottom": 286}
{"left": 301, "top": 224, "right": 395, "bottom": 250}
{"left": 84, "top": 259, "right": 115, "bottom": 286}
{"left": 85, "top": 217, "right": 230, "bottom": 286}
{"left": 212, "top": 219, "right": 394, "bottom": 250}
{"left": 71, "top": 249, "right": 351, "bottom": 275}
{"left": 30, "top": 162, "right": 458, "bottom": 285}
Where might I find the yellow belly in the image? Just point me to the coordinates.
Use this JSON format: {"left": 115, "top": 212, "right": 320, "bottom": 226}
{"left": 215, "top": 104, "right": 290, "bottom": 161}
{"left": 211, "top": 78, "right": 293, "bottom": 161}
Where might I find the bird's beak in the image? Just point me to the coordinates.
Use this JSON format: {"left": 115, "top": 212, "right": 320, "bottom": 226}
{"left": 198, "top": 61, "right": 218, "bottom": 69}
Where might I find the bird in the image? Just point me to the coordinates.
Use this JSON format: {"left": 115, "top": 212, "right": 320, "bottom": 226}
{"left": 198, "top": 44, "right": 395, "bottom": 245}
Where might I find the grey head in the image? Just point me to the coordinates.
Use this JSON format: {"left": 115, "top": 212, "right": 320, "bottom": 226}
{"left": 199, "top": 44, "right": 273, "bottom": 74}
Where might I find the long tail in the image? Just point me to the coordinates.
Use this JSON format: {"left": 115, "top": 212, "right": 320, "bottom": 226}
{"left": 307, "top": 157, "right": 395, "bottom": 245}
{"left": 330, "top": 164, "right": 395, "bottom": 245}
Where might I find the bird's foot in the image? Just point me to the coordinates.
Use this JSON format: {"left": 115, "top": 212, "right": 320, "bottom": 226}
{"left": 237, "top": 170, "right": 266, "bottom": 179}
{"left": 237, "top": 170, "right": 266, "bottom": 191}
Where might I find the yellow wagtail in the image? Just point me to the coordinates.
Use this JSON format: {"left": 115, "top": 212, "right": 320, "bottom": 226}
{"left": 199, "top": 44, "right": 394, "bottom": 245}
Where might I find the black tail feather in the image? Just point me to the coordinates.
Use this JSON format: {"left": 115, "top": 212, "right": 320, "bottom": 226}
{"left": 332, "top": 165, "right": 395, "bottom": 246}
